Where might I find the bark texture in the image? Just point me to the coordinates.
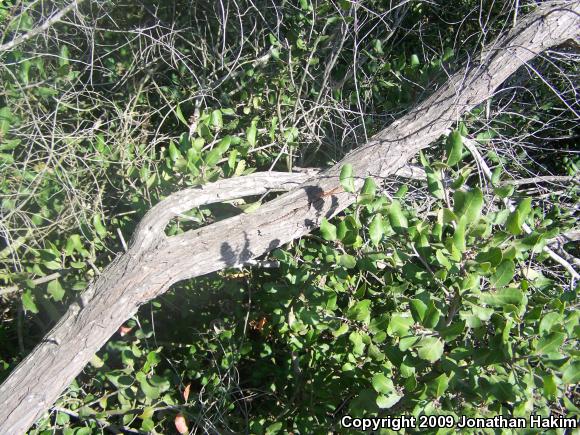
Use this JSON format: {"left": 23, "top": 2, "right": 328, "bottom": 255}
{"left": 1, "top": 2, "right": 579, "bottom": 433}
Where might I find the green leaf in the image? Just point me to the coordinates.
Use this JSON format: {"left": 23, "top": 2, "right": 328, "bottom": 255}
{"left": 435, "top": 250, "right": 451, "bottom": 269}
{"left": 562, "top": 361, "right": 580, "bottom": 385}
{"left": 446, "top": 130, "right": 463, "bottom": 166}
{"left": 139, "top": 407, "right": 155, "bottom": 421}
{"left": 21, "top": 290, "right": 39, "bottom": 314}
{"left": 266, "top": 422, "right": 284, "bottom": 435}
{"left": 428, "top": 373, "right": 450, "bottom": 398}
{"left": 475, "top": 247, "right": 502, "bottom": 267}
{"left": 411, "top": 300, "right": 440, "bottom": 329}
{"left": 240, "top": 201, "right": 262, "bottom": 213}
{"left": 388, "top": 200, "right": 408, "bottom": 232}
{"left": 410, "top": 54, "right": 420, "bottom": 66}
{"left": 246, "top": 123, "right": 257, "bottom": 147}
{"left": 394, "top": 184, "right": 408, "bottom": 198}
{"left": 55, "top": 411, "right": 70, "bottom": 426}
{"left": 234, "top": 159, "right": 246, "bottom": 176}
{"left": 203, "top": 148, "right": 222, "bottom": 168}
{"left": 333, "top": 323, "right": 349, "bottom": 337}
{"left": 535, "top": 332, "right": 565, "bottom": 355}
{"left": 360, "top": 177, "right": 377, "bottom": 197}
{"left": 368, "top": 214, "right": 384, "bottom": 246}
{"left": 44, "top": 260, "right": 62, "bottom": 271}
{"left": 491, "top": 166, "right": 502, "bottom": 185}
{"left": 506, "top": 210, "right": 523, "bottom": 235}
{"left": 517, "top": 198, "right": 532, "bottom": 221}
{"left": 490, "top": 260, "right": 515, "bottom": 287}
{"left": 210, "top": 110, "right": 223, "bottom": 130}
{"left": 90, "top": 354, "right": 104, "bottom": 369}
{"left": 426, "top": 171, "right": 444, "bottom": 199}
{"left": 65, "top": 234, "right": 87, "bottom": 257}
{"left": 371, "top": 374, "right": 394, "bottom": 394}
{"left": 47, "top": 279, "right": 65, "bottom": 302}
{"left": 376, "top": 392, "right": 403, "bottom": 409}
{"left": 216, "top": 135, "right": 232, "bottom": 152}
{"left": 339, "top": 254, "right": 357, "bottom": 269}
{"left": 347, "top": 299, "right": 371, "bottom": 323}
{"left": 339, "top": 164, "right": 355, "bottom": 193}
{"left": 441, "top": 208, "right": 457, "bottom": 224}
{"left": 168, "top": 142, "right": 182, "bottom": 162}
{"left": 506, "top": 198, "right": 532, "bottom": 235}
{"left": 59, "top": 45, "right": 70, "bottom": 66}
{"left": 358, "top": 177, "right": 376, "bottom": 203}
{"left": 174, "top": 104, "right": 188, "bottom": 125}
{"left": 494, "top": 185, "right": 514, "bottom": 198}
{"left": 227, "top": 148, "right": 238, "bottom": 170}
{"left": 0, "top": 107, "right": 15, "bottom": 135}
{"left": 337, "top": 220, "right": 347, "bottom": 241}
{"left": 410, "top": 299, "right": 427, "bottom": 324}
{"left": 439, "top": 321, "right": 465, "bottom": 341}
{"left": 387, "top": 313, "right": 413, "bottom": 337}
{"left": 205, "top": 137, "right": 231, "bottom": 167}
{"left": 542, "top": 374, "right": 557, "bottom": 399}
{"left": 92, "top": 214, "right": 107, "bottom": 238}
{"left": 283, "top": 126, "right": 298, "bottom": 142}
{"left": 141, "top": 419, "right": 155, "bottom": 432}
{"left": 416, "top": 337, "right": 444, "bottom": 362}
{"left": 539, "top": 312, "right": 561, "bottom": 336}
{"left": 453, "top": 188, "right": 483, "bottom": 222}
{"left": 349, "top": 331, "right": 366, "bottom": 355}
{"left": 136, "top": 371, "right": 169, "bottom": 400}
{"left": 399, "top": 336, "right": 419, "bottom": 351}
{"left": 320, "top": 218, "right": 337, "bottom": 241}
{"left": 453, "top": 216, "right": 467, "bottom": 252}
{"left": 470, "top": 305, "right": 494, "bottom": 321}
{"left": 105, "top": 371, "right": 133, "bottom": 388}
{"left": 480, "top": 287, "right": 525, "bottom": 307}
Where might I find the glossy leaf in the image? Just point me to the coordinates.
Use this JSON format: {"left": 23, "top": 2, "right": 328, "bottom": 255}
{"left": 368, "top": 214, "right": 384, "bottom": 246}
{"left": 490, "top": 260, "right": 515, "bottom": 287}
{"left": 339, "top": 164, "right": 355, "bottom": 193}
{"left": 388, "top": 200, "right": 408, "bottom": 232}
{"left": 446, "top": 130, "right": 463, "bottom": 166}
{"left": 416, "top": 337, "right": 444, "bottom": 362}
{"left": 320, "top": 218, "right": 337, "bottom": 241}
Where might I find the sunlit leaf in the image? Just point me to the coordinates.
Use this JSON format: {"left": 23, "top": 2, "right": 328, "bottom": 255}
{"left": 490, "top": 260, "right": 515, "bottom": 287}
{"left": 416, "top": 337, "right": 444, "bottom": 362}
{"left": 320, "top": 218, "right": 337, "bottom": 241}
{"left": 339, "top": 164, "right": 355, "bottom": 193}
{"left": 446, "top": 130, "right": 463, "bottom": 166}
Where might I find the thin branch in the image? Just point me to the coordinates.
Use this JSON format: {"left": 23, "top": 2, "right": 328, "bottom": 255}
{"left": 0, "top": 0, "right": 85, "bottom": 53}
{"left": 499, "top": 175, "right": 579, "bottom": 186}
{"left": 462, "top": 134, "right": 579, "bottom": 282}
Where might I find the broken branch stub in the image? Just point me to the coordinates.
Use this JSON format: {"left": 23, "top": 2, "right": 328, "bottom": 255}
{"left": 0, "top": 2, "right": 578, "bottom": 433}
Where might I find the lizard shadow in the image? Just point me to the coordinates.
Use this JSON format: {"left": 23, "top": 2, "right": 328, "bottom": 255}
{"left": 220, "top": 232, "right": 282, "bottom": 268}
{"left": 303, "top": 185, "right": 340, "bottom": 230}
{"left": 218, "top": 184, "right": 340, "bottom": 268}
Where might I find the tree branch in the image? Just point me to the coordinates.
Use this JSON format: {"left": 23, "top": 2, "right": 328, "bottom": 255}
{"left": 0, "top": 0, "right": 84, "bottom": 53}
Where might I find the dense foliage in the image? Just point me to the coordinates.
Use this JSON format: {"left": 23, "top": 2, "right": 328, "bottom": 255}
{"left": 0, "top": 0, "right": 578, "bottom": 433}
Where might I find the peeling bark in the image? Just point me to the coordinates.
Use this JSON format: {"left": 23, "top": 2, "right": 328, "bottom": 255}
{"left": 1, "top": 2, "right": 578, "bottom": 433}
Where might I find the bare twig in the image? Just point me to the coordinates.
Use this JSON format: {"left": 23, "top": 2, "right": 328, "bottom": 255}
{"left": 0, "top": 0, "right": 84, "bottom": 53}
